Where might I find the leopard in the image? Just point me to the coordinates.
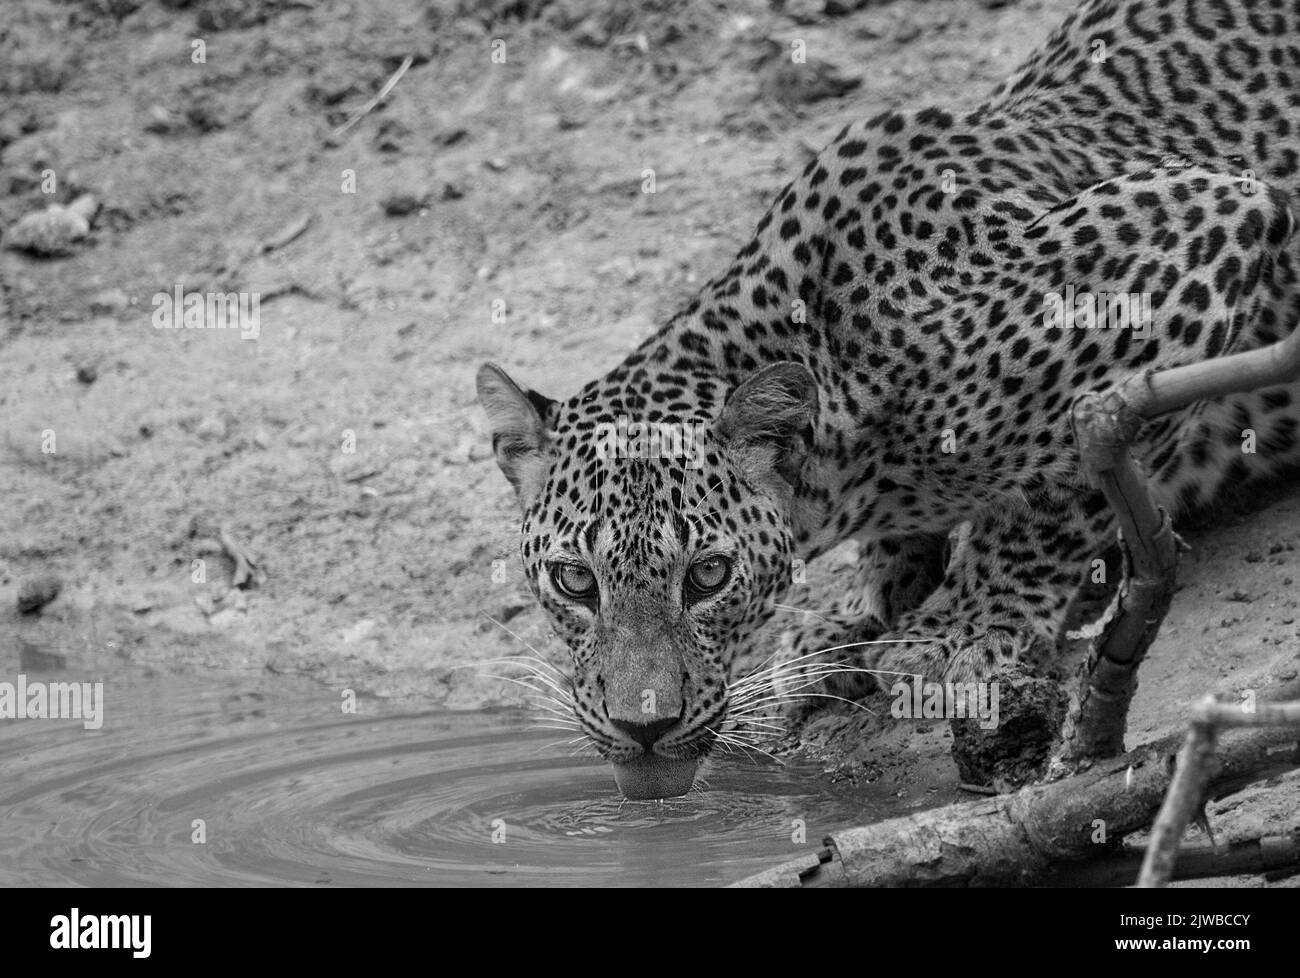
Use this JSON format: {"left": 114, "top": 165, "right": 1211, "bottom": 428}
{"left": 477, "top": 0, "right": 1300, "bottom": 799}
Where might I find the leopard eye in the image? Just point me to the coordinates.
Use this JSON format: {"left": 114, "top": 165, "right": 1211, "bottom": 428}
{"left": 687, "top": 555, "right": 731, "bottom": 596}
{"left": 551, "top": 563, "right": 597, "bottom": 600}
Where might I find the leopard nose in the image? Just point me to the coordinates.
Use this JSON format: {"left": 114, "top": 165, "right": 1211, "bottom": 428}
{"left": 610, "top": 714, "right": 679, "bottom": 749}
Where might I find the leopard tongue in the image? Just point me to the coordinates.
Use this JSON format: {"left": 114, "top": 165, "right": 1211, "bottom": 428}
{"left": 611, "top": 756, "right": 699, "bottom": 800}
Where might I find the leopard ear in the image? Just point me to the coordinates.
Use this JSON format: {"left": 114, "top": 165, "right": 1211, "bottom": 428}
{"left": 717, "top": 361, "right": 818, "bottom": 486}
{"left": 476, "top": 363, "right": 557, "bottom": 507}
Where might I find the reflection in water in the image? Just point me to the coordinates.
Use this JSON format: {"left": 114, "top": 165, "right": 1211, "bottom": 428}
{"left": 0, "top": 667, "right": 899, "bottom": 887}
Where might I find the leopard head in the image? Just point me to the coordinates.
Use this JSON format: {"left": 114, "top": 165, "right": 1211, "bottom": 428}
{"left": 476, "top": 360, "right": 818, "bottom": 798}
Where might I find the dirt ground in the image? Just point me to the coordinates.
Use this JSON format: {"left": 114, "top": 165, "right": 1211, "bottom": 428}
{"left": 3, "top": 0, "right": 1299, "bottom": 839}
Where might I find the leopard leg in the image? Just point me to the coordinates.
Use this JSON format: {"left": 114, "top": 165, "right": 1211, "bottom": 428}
{"left": 866, "top": 489, "right": 1115, "bottom": 685}
{"left": 847, "top": 531, "right": 951, "bottom": 627}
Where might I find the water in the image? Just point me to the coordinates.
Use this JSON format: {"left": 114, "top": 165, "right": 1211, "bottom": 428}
{"left": 0, "top": 666, "right": 912, "bottom": 887}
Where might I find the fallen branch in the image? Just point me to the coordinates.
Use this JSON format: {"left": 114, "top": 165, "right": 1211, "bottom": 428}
{"left": 733, "top": 680, "right": 1300, "bottom": 887}
{"left": 1041, "top": 832, "right": 1300, "bottom": 887}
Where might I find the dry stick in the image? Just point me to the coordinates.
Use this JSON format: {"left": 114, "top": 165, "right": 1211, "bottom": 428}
{"left": 1052, "top": 394, "right": 1180, "bottom": 765}
{"left": 331, "top": 55, "right": 414, "bottom": 139}
{"left": 258, "top": 213, "right": 314, "bottom": 255}
{"left": 217, "top": 524, "right": 264, "bottom": 590}
{"left": 1137, "top": 696, "right": 1300, "bottom": 888}
{"left": 1056, "top": 318, "right": 1300, "bottom": 765}
{"left": 731, "top": 679, "right": 1300, "bottom": 887}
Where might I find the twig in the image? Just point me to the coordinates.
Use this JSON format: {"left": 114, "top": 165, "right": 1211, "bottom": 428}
{"left": 331, "top": 55, "right": 414, "bottom": 139}
{"left": 1137, "top": 695, "right": 1300, "bottom": 887}
{"left": 259, "top": 213, "right": 315, "bottom": 254}
{"left": 218, "top": 524, "right": 264, "bottom": 590}
{"left": 1051, "top": 391, "right": 1180, "bottom": 767}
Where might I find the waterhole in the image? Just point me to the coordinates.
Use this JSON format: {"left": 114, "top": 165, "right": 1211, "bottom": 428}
{"left": 0, "top": 666, "right": 917, "bottom": 887}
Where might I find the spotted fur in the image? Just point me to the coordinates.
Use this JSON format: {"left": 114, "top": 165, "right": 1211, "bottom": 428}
{"left": 478, "top": 0, "right": 1300, "bottom": 770}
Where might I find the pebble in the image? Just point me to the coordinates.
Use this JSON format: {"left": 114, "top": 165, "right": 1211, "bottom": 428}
{"left": 381, "top": 193, "right": 427, "bottom": 216}
{"left": 17, "top": 576, "right": 62, "bottom": 614}
{"left": 3, "top": 195, "right": 99, "bottom": 257}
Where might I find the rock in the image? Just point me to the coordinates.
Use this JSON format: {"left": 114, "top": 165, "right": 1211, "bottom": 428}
{"left": 949, "top": 669, "right": 1068, "bottom": 790}
{"left": 372, "top": 118, "right": 410, "bottom": 153}
{"left": 17, "top": 576, "right": 62, "bottom": 614}
{"left": 381, "top": 192, "right": 428, "bottom": 216}
{"left": 4, "top": 195, "right": 99, "bottom": 257}
{"left": 756, "top": 42, "right": 862, "bottom": 107}
{"left": 75, "top": 362, "right": 98, "bottom": 385}
{"left": 89, "top": 287, "right": 129, "bottom": 315}
{"left": 143, "top": 104, "right": 180, "bottom": 134}
{"left": 342, "top": 618, "right": 378, "bottom": 644}
{"left": 195, "top": 414, "right": 228, "bottom": 441}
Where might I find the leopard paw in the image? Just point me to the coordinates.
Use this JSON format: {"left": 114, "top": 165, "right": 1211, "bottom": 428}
{"left": 872, "top": 620, "right": 1042, "bottom": 685}
{"left": 766, "top": 611, "right": 888, "bottom": 717}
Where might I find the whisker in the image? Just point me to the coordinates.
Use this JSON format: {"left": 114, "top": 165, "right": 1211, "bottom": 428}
{"left": 771, "top": 602, "right": 833, "bottom": 624}
{"left": 714, "top": 732, "right": 782, "bottom": 765}
{"left": 472, "top": 660, "right": 573, "bottom": 700}
{"left": 475, "top": 671, "right": 576, "bottom": 706}
{"left": 731, "top": 666, "right": 891, "bottom": 707}
{"left": 713, "top": 733, "right": 763, "bottom": 764}
{"left": 728, "top": 712, "right": 785, "bottom": 728}
{"left": 480, "top": 614, "right": 560, "bottom": 666}
{"left": 731, "top": 638, "right": 938, "bottom": 689}
{"left": 689, "top": 478, "right": 722, "bottom": 514}
{"left": 770, "top": 690, "right": 880, "bottom": 715}
{"left": 533, "top": 736, "right": 587, "bottom": 754}
{"left": 733, "top": 660, "right": 907, "bottom": 692}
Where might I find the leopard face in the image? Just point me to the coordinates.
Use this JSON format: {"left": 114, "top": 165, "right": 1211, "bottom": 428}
{"left": 477, "top": 361, "right": 819, "bottom": 798}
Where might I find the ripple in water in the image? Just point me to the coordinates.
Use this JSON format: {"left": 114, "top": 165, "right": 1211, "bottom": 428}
{"left": 0, "top": 668, "right": 900, "bottom": 887}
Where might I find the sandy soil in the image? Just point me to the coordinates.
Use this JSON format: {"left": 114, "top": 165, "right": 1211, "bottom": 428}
{"left": 2, "top": 0, "right": 1299, "bottom": 848}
